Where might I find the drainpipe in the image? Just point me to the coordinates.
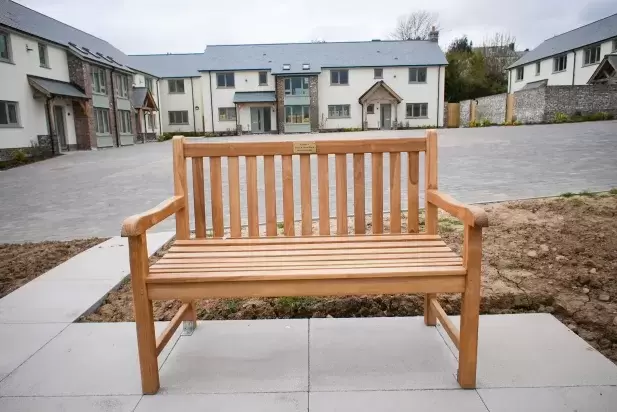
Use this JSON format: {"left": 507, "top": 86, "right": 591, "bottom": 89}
{"left": 361, "top": 102, "right": 365, "bottom": 130}
{"left": 156, "top": 79, "right": 162, "bottom": 135}
{"left": 208, "top": 71, "right": 215, "bottom": 133}
{"left": 572, "top": 51, "right": 576, "bottom": 85}
{"left": 190, "top": 77, "right": 197, "bottom": 134}
{"left": 45, "top": 97, "right": 55, "bottom": 155}
{"left": 436, "top": 66, "right": 441, "bottom": 127}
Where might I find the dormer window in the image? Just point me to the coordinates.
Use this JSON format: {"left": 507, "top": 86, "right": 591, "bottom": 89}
{"left": 302, "top": 63, "right": 310, "bottom": 70}
{"left": 282, "top": 64, "right": 291, "bottom": 71}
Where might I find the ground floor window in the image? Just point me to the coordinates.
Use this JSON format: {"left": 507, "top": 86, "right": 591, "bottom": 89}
{"left": 218, "top": 107, "right": 237, "bottom": 121}
{"left": 169, "top": 110, "right": 189, "bottom": 125}
{"left": 94, "top": 108, "right": 110, "bottom": 134}
{"left": 366, "top": 104, "right": 375, "bottom": 114}
{"left": 406, "top": 103, "right": 428, "bottom": 118}
{"left": 328, "top": 104, "right": 350, "bottom": 118}
{"left": 0, "top": 100, "right": 19, "bottom": 126}
{"left": 119, "top": 110, "right": 132, "bottom": 134}
{"left": 285, "top": 105, "right": 310, "bottom": 123}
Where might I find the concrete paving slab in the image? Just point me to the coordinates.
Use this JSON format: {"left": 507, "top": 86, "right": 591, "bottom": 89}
{"left": 0, "top": 396, "right": 141, "bottom": 412}
{"left": 436, "top": 314, "right": 617, "bottom": 388}
{"left": 310, "top": 390, "right": 489, "bottom": 412}
{"left": 478, "top": 386, "right": 617, "bottom": 412}
{"left": 0, "top": 322, "right": 180, "bottom": 396}
{"left": 309, "top": 317, "right": 459, "bottom": 391}
{"left": 135, "top": 392, "right": 308, "bottom": 411}
{"left": 158, "top": 319, "right": 308, "bottom": 394}
{"left": 0, "top": 323, "right": 68, "bottom": 377}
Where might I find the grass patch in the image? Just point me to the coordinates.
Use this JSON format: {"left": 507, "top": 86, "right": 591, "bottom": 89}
{"left": 560, "top": 192, "right": 575, "bottom": 198}
{"left": 579, "top": 190, "right": 596, "bottom": 197}
{"left": 609, "top": 188, "right": 617, "bottom": 195}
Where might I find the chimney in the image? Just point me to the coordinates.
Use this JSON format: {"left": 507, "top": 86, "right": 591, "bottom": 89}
{"left": 428, "top": 26, "right": 439, "bottom": 42}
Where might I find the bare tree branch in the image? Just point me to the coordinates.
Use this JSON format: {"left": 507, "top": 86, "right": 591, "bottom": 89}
{"left": 479, "top": 32, "right": 519, "bottom": 77}
{"left": 390, "top": 11, "right": 439, "bottom": 41}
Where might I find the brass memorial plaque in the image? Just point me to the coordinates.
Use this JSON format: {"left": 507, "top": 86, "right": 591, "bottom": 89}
{"left": 293, "top": 142, "right": 317, "bottom": 154}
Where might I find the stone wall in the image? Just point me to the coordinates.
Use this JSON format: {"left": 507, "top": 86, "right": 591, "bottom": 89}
{"left": 544, "top": 85, "right": 617, "bottom": 121}
{"left": 275, "top": 77, "right": 285, "bottom": 134}
{"left": 476, "top": 93, "right": 507, "bottom": 124}
{"left": 513, "top": 88, "right": 546, "bottom": 124}
{"left": 67, "top": 54, "right": 96, "bottom": 149}
{"left": 459, "top": 100, "right": 471, "bottom": 126}
{"left": 309, "top": 76, "right": 319, "bottom": 132}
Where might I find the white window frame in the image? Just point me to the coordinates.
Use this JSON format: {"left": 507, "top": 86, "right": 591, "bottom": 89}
{"left": 328, "top": 104, "right": 351, "bottom": 118}
{"left": 168, "top": 79, "right": 185, "bottom": 94}
{"left": 115, "top": 74, "right": 130, "bottom": 98}
{"left": 119, "top": 110, "right": 132, "bottom": 134}
{"left": 409, "top": 67, "right": 427, "bottom": 83}
{"left": 216, "top": 72, "right": 235, "bottom": 88}
{"left": 91, "top": 67, "right": 107, "bottom": 94}
{"left": 284, "top": 77, "right": 309, "bottom": 96}
{"left": 38, "top": 43, "right": 49, "bottom": 68}
{"left": 285, "top": 105, "right": 310, "bottom": 124}
{"left": 0, "top": 30, "right": 12, "bottom": 63}
{"left": 94, "top": 108, "right": 110, "bottom": 134}
{"left": 406, "top": 103, "right": 428, "bottom": 118}
{"left": 258, "top": 71, "right": 268, "bottom": 86}
{"left": 218, "top": 107, "right": 237, "bottom": 121}
{"left": 535, "top": 62, "right": 541, "bottom": 76}
{"left": 169, "top": 110, "right": 189, "bottom": 125}
{"left": 374, "top": 68, "right": 383, "bottom": 79}
{"left": 583, "top": 45, "right": 601, "bottom": 65}
{"left": 330, "top": 69, "right": 349, "bottom": 85}
{"left": 145, "top": 77, "right": 153, "bottom": 92}
{"left": 0, "top": 100, "right": 20, "bottom": 127}
{"left": 553, "top": 55, "right": 567, "bottom": 73}
{"left": 516, "top": 67, "right": 524, "bottom": 81}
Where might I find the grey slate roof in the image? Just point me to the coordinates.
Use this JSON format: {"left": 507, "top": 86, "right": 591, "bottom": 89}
{"left": 131, "top": 87, "right": 148, "bottom": 108}
{"left": 128, "top": 53, "right": 206, "bottom": 78}
{"left": 508, "top": 13, "right": 617, "bottom": 69}
{"left": 521, "top": 79, "right": 548, "bottom": 90}
{"left": 201, "top": 40, "right": 447, "bottom": 74}
{"left": 0, "top": 0, "right": 132, "bottom": 71}
{"left": 27, "top": 75, "right": 88, "bottom": 99}
{"left": 233, "top": 91, "right": 276, "bottom": 103}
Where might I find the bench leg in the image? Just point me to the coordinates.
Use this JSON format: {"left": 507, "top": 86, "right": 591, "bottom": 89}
{"left": 182, "top": 301, "right": 198, "bottom": 336}
{"left": 129, "top": 234, "right": 160, "bottom": 395}
{"left": 458, "top": 226, "right": 482, "bottom": 389}
{"left": 424, "top": 293, "right": 437, "bottom": 326}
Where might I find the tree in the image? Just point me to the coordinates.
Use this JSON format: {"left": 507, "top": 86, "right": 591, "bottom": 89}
{"left": 391, "top": 10, "right": 439, "bottom": 41}
{"left": 448, "top": 36, "right": 473, "bottom": 54}
{"left": 479, "top": 32, "right": 519, "bottom": 81}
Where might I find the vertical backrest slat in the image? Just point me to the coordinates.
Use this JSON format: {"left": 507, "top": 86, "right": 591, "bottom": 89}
{"left": 172, "top": 137, "right": 190, "bottom": 239}
{"left": 209, "top": 156, "right": 224, "bottom": 238}
{"left": 191, "top": 157, "right": 206, "bottom": 238}
{"left": 264, "top": 155, "right": 277, "bottom": 236}
{"left": 300, "top": 155, "right": 313, "bottom": 235}
{"left": 335, "top": 154, "right": 348, "bottom": 234}
{"left": 282, "top": 155, "right": 295, "bottom": 236}
{"left": 246, "top": 155, "right": 259, "bottom": 237}
{"left": 353, "top": 153, "right": 366, "bottom": 234}
{"left": 317, "top": 154, "right": 330, "bottom": 235}
{"left": 389, "top": 152, "right": 401, "bottom": 233}
{"left": 227, "top": 156, "right": 242, "bottom": 238}
{"left": 425, "top": 130, "right": 438, "bottom": 234}
{"left": 407, "top": 151, "right": 420, "bottom": 233}
{"left": 371, "top": 152, "right": 384, "bottom": 234}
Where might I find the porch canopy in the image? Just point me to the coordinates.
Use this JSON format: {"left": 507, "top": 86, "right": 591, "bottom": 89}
{"left": 587, "top": 54, "right": 617, "bottom": 85}
{"left": 28, "top": 75, "right": 88, "bottom": 100}
{"left": 233, "top": 91, "right": 276, "bottom": 104}
{"left": 132, "top": 87, "right": 158, "bottom": 111}
{"left": 358, "top": 80, "right": 402, "bottom": 105}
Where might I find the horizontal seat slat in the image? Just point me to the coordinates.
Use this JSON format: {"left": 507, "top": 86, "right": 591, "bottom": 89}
{"left": 174, "top": 234, "right": 441, "bottom": 246}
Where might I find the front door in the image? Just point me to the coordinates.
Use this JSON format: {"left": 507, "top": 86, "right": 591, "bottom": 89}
{"left": 250, "top": 107, "right": 271, "bottom": 133}
{"left": 53, "top": 106, "right": 67, "bottom": 151}
{"left": 380, "top": 103, "right": 391, "bottom": 130}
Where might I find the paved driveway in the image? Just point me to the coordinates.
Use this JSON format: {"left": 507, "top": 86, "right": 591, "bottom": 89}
{"left": 1, "top": 121, "right": 616, "bottom": 242}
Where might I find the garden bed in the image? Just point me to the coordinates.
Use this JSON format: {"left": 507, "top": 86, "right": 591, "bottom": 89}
{"left": 82, "top": 193, "right": 617, "bottom": 364}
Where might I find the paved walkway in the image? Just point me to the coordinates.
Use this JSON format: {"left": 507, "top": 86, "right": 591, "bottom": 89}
{"left": 1, "top": 121, "right": 617, "bottom": 243}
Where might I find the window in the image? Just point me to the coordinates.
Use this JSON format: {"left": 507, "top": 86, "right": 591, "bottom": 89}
{"left": 302, "top": 63, "right": 310, "bottom": 70}
{"left": 282, "top": 64, "right": 291, "bottom": 71}
{"left": 94, "top": 108, "right": 110, "bottom": 134}
{"left": 0, "top": 101, "right": 19, "bottom": 126}
{"left": 0, "top": 30, "right": 11, "bottom": 63}
{"left": 331, "top": 69, "right": 349, "bottom": 85}
{"left": 584, "top": 45, "right": 601, "bottom": 65}
{"left": 406, "top": 103, "right": 428, "bottom": 118}
{"left": 218, "top": 107, "right": 237, "bottom": 121}
{"left": 516, "top": 67, "right": 524, "bottom": 81}
{"left": 613, "top": 39, "right": 617, "bottom": 52}
{"left": 258, "top": 71, "right": 268, "bottom": 86}
{"left": 115, "top": 74, "right": 129, "bottom": 98}
{"left": 328, "top": 105, "right": 350, "bottom": 118}
{"left": 169, "top": 111, "right": 189, "bottom": 125}
{"left": 553, "top": 55, "right": 567, "bottom": 72}
{"left": 409, "top": 67, "right": 427, "bottom": 83}
{"left": 216, "top": 72, "right": 235, "bottom": 88}
{"left": 285, "top": 105, "right": 310, "bottom": 124}
{"left": 145, "top": 77, "right": 153, "bottom": 92}
{"left": 168, "top": 79, "right": 185, "bottom": 93}
{"left": 91, "top": 67, "right": 107, "bottom": 94}
{"left": 366, "top": 104, "right": 375, "bottom": 114}
{"left": 38, "top": 43, "right": 49, "bottom": 68}
{"left": 284, "top": 77, "right": 309, "bottom": 95}
{"left": 119, "top": 110, "right": 132, "bottom": 134}
{"left": 535, "top": 62, "right": 541, "bottom": 75}
{"left": 374, "top": 68, "right": 383, "bottom": 79}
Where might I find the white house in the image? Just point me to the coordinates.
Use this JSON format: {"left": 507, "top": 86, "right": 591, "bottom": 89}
{"left": 199, "top": 37, "right": 447, "bottom": 134}
{"left": 507, "top": 13, "right": 617, "bottom": 92}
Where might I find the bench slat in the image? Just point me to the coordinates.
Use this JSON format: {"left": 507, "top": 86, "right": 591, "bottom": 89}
{"left": 335, "top": 154, "right": 348, "bottom": 235}
{"left": 246, "top": 155, "right": 259, "bottom": 237}
{"left": 282, "top": 154, "right": 295, "bottom": 236}
{"left": 228, "top": 156, "right": 242, "bottom": 238}
{"left": 192, "top": 157, "right": 206, "bottom": 238}
{"left": 372, "top": 152, "right": 384, "bottom": 234}
{"left": 353, "top": 153, "right": 365, "bottom": 234}
{"left": 209, "top": 157, "right": 224, "bottom": 238}
{"left": 390, "top": 152, "right": 401, "bottom": 233}
{"left": 408, "top": 151, "right": 420, "bottom": 233}
{"left": 153, "top": 257, "right": 462, "bottom": 268}
{"left": 318, "top": 154, "right": 330, "bottom": 235}
{"left": 264, "top": 155, "right": 277, "bottom": 236}
{"left": 174, "top": 233, "right": 441, "bottom": 246}
{"left": 300, "top": 154, "right": 312, "bottom": 235}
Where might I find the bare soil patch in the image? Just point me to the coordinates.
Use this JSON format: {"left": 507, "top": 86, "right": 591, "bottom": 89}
{"left": 82, "top": 194, "right": 617, "bottom": 363}
{"left": 0, "top": 238, "right": 107, "bottom": 298}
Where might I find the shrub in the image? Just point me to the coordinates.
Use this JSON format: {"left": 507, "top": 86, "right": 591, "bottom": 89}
{"left": 609, "top": 188, "right": 617, "bottom": 195}
{"left": 560, "top": 192, "right": 574, "bottom": 198}
{"left": 157, "top": 134, "right": 172, "bottom": 142}
{"left": 481, "top": 119, "right": 492, "bottom": 127}
{"left": 11, "top": 149, "right": 28, "bottom": 163}
{"left": 554, "top": 113, "right": 569, "bottom": 123}
{"left": 513, "top": 120, "right": 522, "bottom": 126}
{"left": 468, "top": 120, "right": 479, "bottom": 128}
{"left": 579, "top": 190, "right": 596, "bottom": 197}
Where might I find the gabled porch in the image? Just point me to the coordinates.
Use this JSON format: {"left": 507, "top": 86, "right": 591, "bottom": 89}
{"left": 132, "top": 87, "right": 159, "bottom": 143}
{"left": 359, "top": 81, "right": 403, "bottom": 130}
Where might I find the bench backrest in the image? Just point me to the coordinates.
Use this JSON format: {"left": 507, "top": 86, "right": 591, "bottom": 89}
{"left": 172, "top": 130, "right": 438, "bottom": 239}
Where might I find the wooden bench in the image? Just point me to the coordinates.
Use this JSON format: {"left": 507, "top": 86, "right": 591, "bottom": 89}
{"left": 121, "top": 130, "right": 488, "bottom": 394}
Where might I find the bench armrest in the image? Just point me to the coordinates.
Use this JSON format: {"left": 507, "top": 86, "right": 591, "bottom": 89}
{"left": 426, "top": 190, "right": 488, "bottom": 228}
{"left": 121, "top": 196, "right": 185, "bottom": 237}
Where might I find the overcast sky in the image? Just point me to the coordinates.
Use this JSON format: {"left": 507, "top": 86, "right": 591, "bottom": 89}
{"left": 15, "top": 0, "right": 617, "bottom": 54}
